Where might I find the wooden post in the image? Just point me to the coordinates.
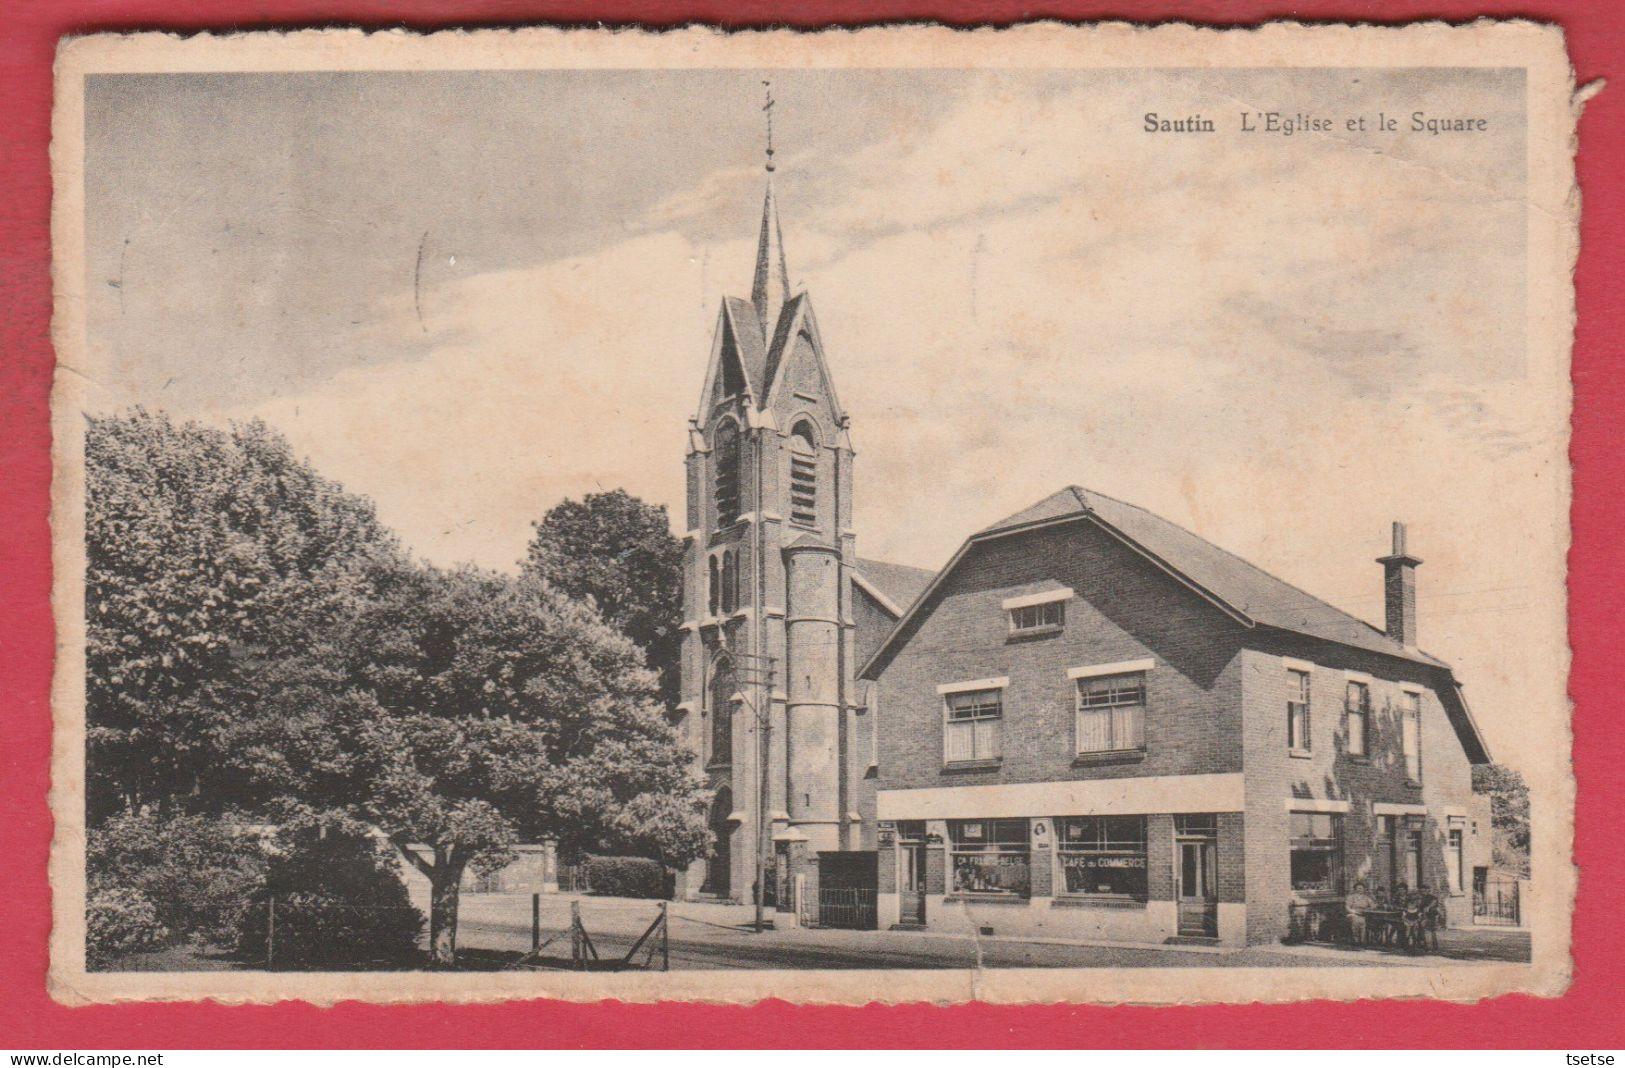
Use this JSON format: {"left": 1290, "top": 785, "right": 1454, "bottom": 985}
{"left": 265, "top": 894, "right": 275, "bottom": 970}
{"left": 660, "top": 900, "right": 670, "bottom": 972}
{"left": 531, "top": 892, "right": 541, "bottom": 955}
{"left": 570, "top": 899, "right": 582, "bottom": 970}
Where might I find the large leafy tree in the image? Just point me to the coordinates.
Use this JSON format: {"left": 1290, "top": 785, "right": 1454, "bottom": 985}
{"left": 222, "top": 562, "right": 711, "bottom": 965}
{"left": 1472, "top": 762, "right": 1531, "bottom": 875}
{"left": 85, "top": 410, "right": 399, "bottom": 821}
{"left": 521, "top": 490, "right": 684, "bottom": 706}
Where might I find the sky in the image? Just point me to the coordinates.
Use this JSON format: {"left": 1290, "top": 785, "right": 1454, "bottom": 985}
{"left": 80, "top": 66, "right": 1549, "bottom": 766}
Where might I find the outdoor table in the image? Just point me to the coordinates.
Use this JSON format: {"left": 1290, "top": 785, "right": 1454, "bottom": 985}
{"left": 1361, "top": 908, "right": 1405, "bottom": 946}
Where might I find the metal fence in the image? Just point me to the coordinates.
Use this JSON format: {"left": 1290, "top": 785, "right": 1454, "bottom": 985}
{"left": 817, "top": 887, "right": 877, "bottom": 930}
{"left": 1474, "top": 877, "right": 1521, "bottom": 926}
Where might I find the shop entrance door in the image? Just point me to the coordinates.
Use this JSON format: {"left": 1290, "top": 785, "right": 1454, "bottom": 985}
{"left": 1178, "top": 840, "right": 1219, "bottom": 937}
{"left": 899, "top": 840, "right": 927, "bottom": 926}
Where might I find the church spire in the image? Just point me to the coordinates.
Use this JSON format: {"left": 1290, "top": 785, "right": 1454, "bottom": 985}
{"left": 751, "top": 82, "right": 791, "bottom": 334}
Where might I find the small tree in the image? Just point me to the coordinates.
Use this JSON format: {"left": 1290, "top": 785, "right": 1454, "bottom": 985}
{"left": 1473, "top": 762, "right": 1530, "bottom": 875}
{"left": 87, "top": 810, "right": 267, "bottom": 948}
{"left": 235, "top": 814, "right": 422, "bottom": 968}
{"left": 521, "top": 490, "right": 684, "bottom": 706}
{"left": 225, "top": 562, "right": 710, "bottom": 965}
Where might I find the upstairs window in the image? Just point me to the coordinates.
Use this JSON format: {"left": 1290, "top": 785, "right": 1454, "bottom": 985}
{"left": 1009, "top": 601, "right": 1064, "bottom": 634}
{"left": 788, "top": 421, "right": 818, "bottom": 527}
{"left": 943, "top": 687, "right": 1003, "bottom": 763}
{"left": 713, "top": 420, "right": 741, "bottom": 527}
{"left": 1345, "top": 679, "right": 1370, "bottom": 757}
{"left": 1075, "top": 672, "right": 1146, "bottom": 754}
{"left": 1400, "top": 690, "right": 1422, "bottom": 782}
{"left": 1287, "top": 669, "right": 1311, "bottom": 754}
{"left": 707, "top": 556, "right": 721, "bottom": 616}
{"left": 1003, "top": 589, "right": 1070, "bottom": 636}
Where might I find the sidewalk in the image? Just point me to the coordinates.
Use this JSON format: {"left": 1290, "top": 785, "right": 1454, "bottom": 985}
{"left": 447, "top": 893, "right": 1531, "bottom": 970}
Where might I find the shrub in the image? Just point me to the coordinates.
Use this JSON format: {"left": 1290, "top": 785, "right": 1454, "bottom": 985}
{"left": 87, "top": 810, "right": 266, "bottom": 948}
{"left": 235, "top": 821, "right": 422, "bottom": 968}
{"left": 581, "top": 855, "right": 671, "bottom": 899}
{"left": 86, "top": 887, "right": 168, "bottom": 967}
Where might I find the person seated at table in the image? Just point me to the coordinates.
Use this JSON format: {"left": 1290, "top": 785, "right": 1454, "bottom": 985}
{"left": 1370, "top": 885, "right": 1394, "bottom": 945}
{"left": 1418, "top": 885, "right": 1445, "bottom": 951}
{"left": 1345, "top": 880, "right": 1374, "bottom": 945}
{"left": 1400, "top": 887, "right": 1426, "bottom": 953}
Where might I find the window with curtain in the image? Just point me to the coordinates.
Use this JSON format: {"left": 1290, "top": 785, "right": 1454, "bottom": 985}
{"left": 949, "top": 819, "right": 1030, "bottom": 897}
{"left": 943, "top": 688, "right": 1002, "bottom": 763}
{"left": 1345, "top": 680, "right": 1370, "bottom": 757}
{"left": 1289, "top": 811, "right": 1344, "bottom": 894}
{"left": 1057, "top": 816, "right": 1148, "bottom": 899}
{"left": 1287, "top": 669, "right": 1311, "bottom": 753}
{"left": 1075, "top": 672, "right": 1146, "bottom": 754}
{"left": 1401, "top": 690, "right": 1422, "bottom": 781}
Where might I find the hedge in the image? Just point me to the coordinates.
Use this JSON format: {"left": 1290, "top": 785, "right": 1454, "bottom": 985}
{"left": 580, "top": 855, "right": 672, "bottom": 899}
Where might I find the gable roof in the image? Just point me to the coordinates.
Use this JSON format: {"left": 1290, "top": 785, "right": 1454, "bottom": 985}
{"left": 762, "top": 292, "right": 807, "bottom": 391}
{"left": 852, "top": 556, "right": 937, "bottom": 617}
{"left": 977, "top": 487, "right": 1451, "bottom": 668}
{"left": 721, "top": 297, "right": 768, "bottom": 399}
{"left": 862, "top": 485, "right": 1490, "bottom": 762}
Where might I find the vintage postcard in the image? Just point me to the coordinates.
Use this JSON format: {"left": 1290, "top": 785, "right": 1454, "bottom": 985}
{"left": 49, "top": 22, "right": 1578, "bottom": 1006}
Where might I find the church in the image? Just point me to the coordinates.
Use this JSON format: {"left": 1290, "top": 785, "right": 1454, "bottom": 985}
{"left": 674, "top": 161, "right": 1495, "bottom": 947}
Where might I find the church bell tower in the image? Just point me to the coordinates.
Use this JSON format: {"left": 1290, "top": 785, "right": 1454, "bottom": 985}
{"left": 676, "top": 95, "right": 860, "bottom": 905}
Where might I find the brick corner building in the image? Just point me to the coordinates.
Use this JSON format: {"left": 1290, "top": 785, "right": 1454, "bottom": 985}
{"left": 677, "top": 168, "right": 1493, "bottom": 948}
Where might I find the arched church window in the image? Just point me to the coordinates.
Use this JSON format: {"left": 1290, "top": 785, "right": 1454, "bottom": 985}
{"left": 707, "top": 555, "right": 721, "bottom": 616}
{"left": 710, "top": 656, "right": 734, "bottom": 765}
{"left": 713, "top": 420, "right": 742, "bottom": 526}
{"left": 789, "top": 420, "right": 819, "bottom": 527}
{"left": 720, "top": 550, "right": 739, "bottom": 615}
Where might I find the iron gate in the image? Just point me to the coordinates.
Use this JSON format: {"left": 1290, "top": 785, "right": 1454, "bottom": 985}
{"left": 818, "top": 887, "right": 877, "bottom": 930}
{"left": 816, "top": 851, "right": 879, "bottom": 929}
{"left": 1474, "top": 875, "right": 1521, "bottom": 926}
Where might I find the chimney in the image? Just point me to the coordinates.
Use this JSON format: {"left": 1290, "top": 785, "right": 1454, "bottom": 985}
{"left": 1377, "top": 521, "right": 1422, "bottom": 647}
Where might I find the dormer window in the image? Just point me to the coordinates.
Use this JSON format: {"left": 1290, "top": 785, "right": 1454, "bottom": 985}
{"left": 788, "top": 421, "right": 818, "bottom": 527}
{"left": 1002, "top": 588, "right": 1071, "bottom": 636}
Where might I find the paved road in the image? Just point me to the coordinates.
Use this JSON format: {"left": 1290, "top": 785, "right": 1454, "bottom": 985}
{"left": 443, "top": 894, "right": 1530, "bottom": 972}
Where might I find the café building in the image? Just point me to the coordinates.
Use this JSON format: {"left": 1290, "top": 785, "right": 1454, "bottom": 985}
{"left": 859, "top": 488, "right": 1494, "bottom": 946}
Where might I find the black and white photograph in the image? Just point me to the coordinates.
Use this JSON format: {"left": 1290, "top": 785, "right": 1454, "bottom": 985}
{"left": 48, "top": 23, "right": 1575, "bottom": 1005}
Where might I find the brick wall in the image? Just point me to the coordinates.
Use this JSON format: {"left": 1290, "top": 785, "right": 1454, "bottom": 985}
{"left": 872, "top": 520, "right": 1249, "bottom": 792}
{"left": 1240, "top": 635, "right": 1485, "bottom": 942}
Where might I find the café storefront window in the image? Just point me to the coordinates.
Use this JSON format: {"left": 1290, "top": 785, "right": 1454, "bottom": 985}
{"left": 1289, "top": 811, "right": 1344, "bottom": 894}
{"left": 1057, "top": 816, "right": 1148, "bottom": 900}
{"left": 948, "top": 819, "right": 1030, "bottom": 898}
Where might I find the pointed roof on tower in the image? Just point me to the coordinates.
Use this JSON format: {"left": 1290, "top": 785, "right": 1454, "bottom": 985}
{"left": 751, "top": 178, "right": 792, "bottom": 336}
{"left": 751, "top": 81, "right": 792, "bottom": 338}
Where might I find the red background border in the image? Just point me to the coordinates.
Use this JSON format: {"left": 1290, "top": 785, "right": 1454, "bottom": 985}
{"left": 2, "top": 0, "right": 1620, "bottom": 1049}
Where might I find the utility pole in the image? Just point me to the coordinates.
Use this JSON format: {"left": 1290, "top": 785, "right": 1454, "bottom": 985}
{"left": 723, "top": 649, "right": 776, "bottom": 933}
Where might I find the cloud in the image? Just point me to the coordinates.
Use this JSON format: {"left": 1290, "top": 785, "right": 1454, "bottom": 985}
{"left": 219, "top": 68, "right": 1543, "bottom": 767}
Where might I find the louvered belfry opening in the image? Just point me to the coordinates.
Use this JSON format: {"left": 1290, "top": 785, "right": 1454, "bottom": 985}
{"left": 789, "top": 421, "right": 818, "bottom": 527}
